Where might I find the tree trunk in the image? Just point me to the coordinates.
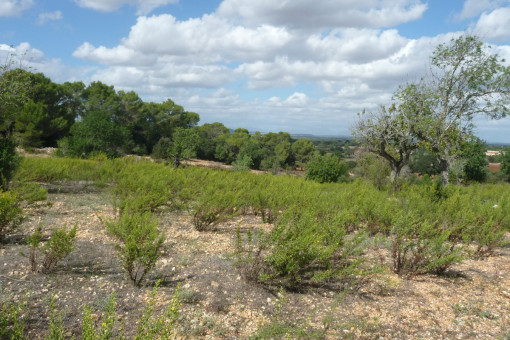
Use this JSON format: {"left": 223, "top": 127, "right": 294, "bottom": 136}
{"left": 389, "top": 164, "right": 403, "bottom": 191}
{"left": 438, "top": 158, "right": 450, "bottom": 186}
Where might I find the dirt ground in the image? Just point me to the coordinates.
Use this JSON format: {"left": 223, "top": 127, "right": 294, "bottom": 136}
{"left": 1, "top": 186, "right": 509, "bottom": 339}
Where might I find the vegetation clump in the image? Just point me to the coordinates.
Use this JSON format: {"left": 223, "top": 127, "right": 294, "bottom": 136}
{"left": 106, "top": 211, "right": 164, "bottom": 286}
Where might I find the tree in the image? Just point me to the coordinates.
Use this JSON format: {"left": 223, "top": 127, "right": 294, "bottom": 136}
{"left": 500, "top": 147, "right": 510, "bottom": 180}
{"left": 195, "top": 122, "right": 230, "bottom": 160}
{"left": 0, "top": 52, "right": 30, "bottom": 189}
{"left": 352, "top": 105, "right": 419, "bottom": 189}
{"left": 462, "top": 137, "right": 488, "bottom": 182}
{"left": 305, "top": 154, "right": 348, "bottom": 183}
{"left": 0, "top": 59, "right": 31, "bottom": 137}
{"left": 397, "top": 35, "right": 510, "bottom": 186}
{"left": 152, "top": 128, "right": 199, "bottom": 168}
{"left": 64, "top": 110, "right": 132, "bottom": 158}
{"left": 291, "top": 138, "right": 315, "bottom": 168}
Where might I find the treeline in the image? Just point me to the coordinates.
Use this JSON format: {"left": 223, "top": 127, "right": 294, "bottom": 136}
{"left": 2, "top": 69, "right": 359, "bottom": 172}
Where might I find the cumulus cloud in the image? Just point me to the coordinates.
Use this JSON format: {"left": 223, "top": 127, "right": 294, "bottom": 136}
{"left": 457, "top": 0, "right": 508, "bottom": 20}
{"left": 37, "top": 10, "right": 63, "bottom": 25}
{"left": 0, "top": 0, "right": 33, "bottom": 17}
{"left": 65, "top": 0, "right": 510, "bottom": 140}
{"left": 473, "top": 7, "right": 510, "bottom": 42}
{"left": 74, "top": 0, "right": 178, "bottom": 15}
{"left": 0, "top": 42, "right": 94, "bottom": 83}
{"left": 216, "top": 0, "right": 427, "bottom": 29}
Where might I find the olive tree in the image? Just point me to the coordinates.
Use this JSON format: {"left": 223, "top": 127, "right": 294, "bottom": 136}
{"left": 398, "top": 35, "right": 510, "bottom": 186}
{"left": 352, "top": 105, "right": 420, "bottom": 189}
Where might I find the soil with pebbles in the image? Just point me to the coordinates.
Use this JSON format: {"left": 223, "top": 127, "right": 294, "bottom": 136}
{"left": 1, "top": 184, "right": 509, "bottom": 339}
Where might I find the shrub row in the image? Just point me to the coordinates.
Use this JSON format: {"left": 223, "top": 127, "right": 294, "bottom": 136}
{"left": 16, "top": 157, "right": 510, "bottom": 285}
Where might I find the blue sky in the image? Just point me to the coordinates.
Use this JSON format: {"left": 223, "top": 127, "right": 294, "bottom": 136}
{"left": 1, "top": 0, "right": 510, "bottom": 142}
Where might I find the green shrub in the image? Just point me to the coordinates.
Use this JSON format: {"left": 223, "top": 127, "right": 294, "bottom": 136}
{"left": 0, "top": 138, "right": 20, "bottom": 190}
{"left": 82, "top": 292, "right": 119, "bottom": 340}
{"left": 390, "top": 214, "right": 464, "bottom": 276}
{"left": 11, "top": 181, "right": 47, "bottom": 204}
{"left": 0, "top": 299, "right": 27, "bottom": 340}
{"left": 0, "top": 190, "right": 24, "bottom": 241}
{"left": 262, "top": 210, "right": 367, "bottom": 288}
{"left": 305, "top": 154, "right": 348, "bottom": 183}
{"left": 233, "top": 227, "right": 267, "bottom": 282}
{"left": 134, "top": 282, "right": 181, "bottom": 340}
{"left": 38, "top": 225, "right": 77, "bottom": 273}
{"left": 232, "top": 154, "right": 253, "bottom": 171}
{"left": 45, "top": 295, "right": 66, "bottom": 340}
{"left": 106, "top": 211, "right": 164, "bottom": 286}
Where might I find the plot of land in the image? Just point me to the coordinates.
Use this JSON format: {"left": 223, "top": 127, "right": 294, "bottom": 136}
{"left": 1, "top": 187, "right": 510, "bottom": 339}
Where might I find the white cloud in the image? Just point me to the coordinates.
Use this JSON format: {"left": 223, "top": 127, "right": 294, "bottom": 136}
{"left": 216, "top": 0, "right": 427, "bottom": 29}
{"left": 74, "top": 0, "right": 178, "bottom": 15}
{"left": 37, "top": 10, "right": 63, "bottom": 25}
{"left": 457, "top": 0, "right": 508, "bottom": 20}
{"left": 473, "top": 7, "right": 510, "bottom": 42}
{"left": 0, "top": 0, "right": 33, "bottom": 17}
{"left": 0, "top": 42, "right": 94, "bottom": 83}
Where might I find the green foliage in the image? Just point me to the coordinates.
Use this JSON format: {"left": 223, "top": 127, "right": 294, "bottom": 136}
{"left": 354, "top": 150, "right": 391, "bottom": 189}
{"left": 463, "top": 137, "right": 488, "bottom": 182}
{"left": 291, "top": 138, "right": 315, "bottom": 168}
{"left": 45, "top": 295, "right": 66, "bottom": 340}
{"left": 0, "top": 60, "right": 32, "bottom": 137}
{"left": 64, "top": 110, "right": 132, "bottom": 158}
{"left": 234, "top": 227, "right": 267, "bottom": 282}
{"left": 0, "top": 190, "right": 24, "bottom": 241}
{"left": 0, "top": 298, "right": 27, "bottom": 340}
{"left": 305, "top": 154, "right": 348, "bottom": 183}
{"left": 263, "top": 210, "right": 367, "bottom": 287}
{"left": 501, "top": 147, "right": 510, "bottom": 179}
{"left": 106, "top": 211, "right": 164, "bottom": 286}
{"left": 232, "top": 154, "right": 253, "bottom": 171}
{"left": 152, "top": 128, "right": 199, "bottom": 167}
{"left": 134, "top": 282, "right": 181, "bottom": 340}
{"left": 82, "top": 293, "right": 119, "bottom": 340}
{"left": 39, "top": 225, "right": 77, "bottom": 273}
{"left": 11, "top": 181, "right": 47, "bottom": 204}
{"left": 389, "top": 214, "right": 465, "bottom": 276}
{"left": 0, "top": 138, "right": 21, "bottom": 190}
{"left": 409, "top": 148, "right": 441, "bottom": 176}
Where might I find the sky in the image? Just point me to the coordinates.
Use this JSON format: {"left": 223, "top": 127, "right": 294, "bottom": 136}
{"left": 1, "top": 0, "right": 510, "bottom": 143}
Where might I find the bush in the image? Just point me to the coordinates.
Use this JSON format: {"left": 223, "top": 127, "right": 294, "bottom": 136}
{"left": 11, "top": 180, "right": 47, "bottom": 204}
{"left": 261, "top": 210, "right": 367, "bottom": 288}
{"left": 305, "top": 154, "right": 348, "bottom": 183}
{"left": 0, "top": 138, "right": 20, "bottom": 190}
{"left": 390, "top": 214, "right": 464, "bottom": 276}
{"left": 24, "top": 225, "right": 77, "bottom": 273}
{"left": 106, "top": 211, "right": 164, "bottom": 286}
{"left": 0, "top": 190, "right": 24, "bottom": 241}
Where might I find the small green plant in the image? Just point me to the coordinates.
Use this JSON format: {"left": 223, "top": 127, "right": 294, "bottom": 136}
{"left": 134, "top": 282, "right": 181, "bottom": 340}
{"left": 106, "top": 211, "right": 164, "bottom": 286}
{"left": 82, "top": 292, "right": 120, "bottom": 340}
{"left": 45, "top": 295, "right": 66, "bottom": 340}
{"left": 0, "top": 190, "right": 24, "bottom": 241}
{"left": 26, "top": 225, "right": 43, "bottom": 272}
{"left": 40, "top": 225, "right": 77, "bottom": 273}
{"left": 233, "top": 226, "right": 267, "bottom": 282}
{"left": 0, "top": 299, "right": 27, "bottom": 340}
